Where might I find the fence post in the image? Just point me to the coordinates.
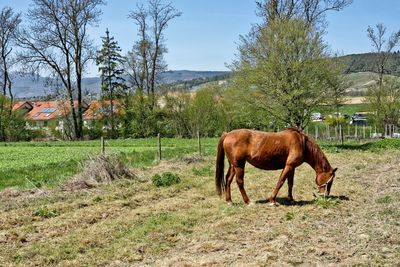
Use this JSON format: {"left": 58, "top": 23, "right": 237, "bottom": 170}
{"left": 347, "top": 125, "right": 350, "bottom": 140}
{"left": 369, "top": 126, "right": 372, "bottom": 139}
{"left": 197, "top": 130, "right": 201, "bottom": 156}
{"left": 363, "top": 126, "right": 366, "bottom": 139}
{"left": 315, "top": 125, "right": 318, "bottom": 140}
{"left": 101, "top": 137, "right": 105, "bottom": 154}
{"left": 355, "top": 125, "right": 358, "bottom": 140}
{"left": 157, "top": 133, "right": 161, "bottom": 161}
{"left": 327, "top": 125, "right": 330, "bottom": 140}
{"left": 340, "top": 124, "right": 344, "bottom": 145}
{"left": 305, "top": 126, "right": 308, "bottom": 136}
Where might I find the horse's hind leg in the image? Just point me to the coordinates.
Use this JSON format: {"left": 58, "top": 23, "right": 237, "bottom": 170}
{"left": 287, "top": 169, "right": 295, "bottom": 202}
{"left": 225, "top": 164, "right": 235, "bottom": 203}
{"left": 235, "top": 164, "right": 251, "bottom": 204}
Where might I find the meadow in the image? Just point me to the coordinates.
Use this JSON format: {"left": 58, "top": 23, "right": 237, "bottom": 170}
{"left": 0, "top": 138, "right": 399, "bottom": 266}
{"left": 0, "top": 138, "right": 217, "bottom": 190}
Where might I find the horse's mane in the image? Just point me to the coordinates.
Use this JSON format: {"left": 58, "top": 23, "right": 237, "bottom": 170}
{"left": 300, "top": 130, "right": 331, "bottom": 171}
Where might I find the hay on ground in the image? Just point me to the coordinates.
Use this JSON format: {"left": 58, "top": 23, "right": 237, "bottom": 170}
{"left": 61, "top": 154, "right": 136, "bottom": 191}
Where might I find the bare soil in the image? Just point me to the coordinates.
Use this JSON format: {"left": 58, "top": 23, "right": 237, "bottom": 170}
{"left": 0, "top": 150, "right": 399, "bottom": 266}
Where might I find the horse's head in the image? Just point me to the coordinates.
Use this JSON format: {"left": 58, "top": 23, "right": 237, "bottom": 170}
{"left": 315, "top": 167, "right": 338, "bottom": 196}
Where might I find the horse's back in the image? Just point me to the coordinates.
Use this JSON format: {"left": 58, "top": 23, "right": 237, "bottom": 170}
{"left": 222, "top": 129, "right": 305, "bottom": 169}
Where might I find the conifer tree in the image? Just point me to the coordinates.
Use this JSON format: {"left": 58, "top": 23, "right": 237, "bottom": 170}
{"left": 96, "top": 29, "right": 126, "bottom": 138}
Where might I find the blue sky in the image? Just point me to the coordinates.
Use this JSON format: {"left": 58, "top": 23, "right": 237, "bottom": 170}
{"left": 1, "top": 0, "right": 399, "bottom": 76}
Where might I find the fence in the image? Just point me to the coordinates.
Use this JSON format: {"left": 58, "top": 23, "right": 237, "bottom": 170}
{"left": 99, "top": 132, "right": 206, "bottom": 162}
{"left": 303, "top": 123, "right": 399, "bottom": 141}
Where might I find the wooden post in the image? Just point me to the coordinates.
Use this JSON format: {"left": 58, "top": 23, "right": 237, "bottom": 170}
{"left": 363, "top": 126, "right": 366, "bottom": 139}
{"left": 369, "top": 126, "right": 372, "bottom": 139}
{"left": 305, "top": 126, "right": 308, "bottom": 136}
{"left": 327, "top": 125, "right": 330, "bottom": 140}
{"left": 197, "top": 130, "right": 201, "bottom": 156}
{"left": 157, "top": 133, "right": 161, "bottom": 161}
{"left": 101, "top": 137, "right": 105, "bottom": 154}
{"left": 340, "top": 124, "right": 344, "bottom": 145}
{"left": 348, "top": 125, "right": 350, "bottom": 140}
{"left": 355, "top": 125, "right": 358, "bottom": 140}
{"left": 315, "top": 125, "right": 318, "bottom": 140}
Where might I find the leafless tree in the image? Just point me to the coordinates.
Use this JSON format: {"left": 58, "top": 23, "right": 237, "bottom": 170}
{"left": 127, "top": 0, "right": 181, "bottom": 108}
{"left": 16, "top": 0, "right": 104, "bottom": 139}
{"left": 0, "top": 7, "right": 21, "bottom": 100}
{"left": 367, "top": 23, "right": 400, "bottom": 86}
{"left": 0, "top": 7, "right": 21, "bottom": 141}
{"left": 366, "top": 23, "right": 400, "bottom": 132}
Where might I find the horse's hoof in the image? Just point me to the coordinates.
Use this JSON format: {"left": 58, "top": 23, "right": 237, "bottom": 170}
{"left": 227, "top": 201, "right": 233, "bottom": 206}
{"left": 268, "top": 202, "right": 279, "bottom": 206}
{"left": 247, "top": 201, "right": 255, "bottom": 206}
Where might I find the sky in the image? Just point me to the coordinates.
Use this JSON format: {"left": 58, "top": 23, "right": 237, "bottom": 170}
{"left": 0, "top": 0, "right": 399, "bottom": 76}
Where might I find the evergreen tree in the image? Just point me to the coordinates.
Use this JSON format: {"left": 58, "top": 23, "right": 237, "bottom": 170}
{"left": 96, "top": 29, "right": 126, "bottom": 138}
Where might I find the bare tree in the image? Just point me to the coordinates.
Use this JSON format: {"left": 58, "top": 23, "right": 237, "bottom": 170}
{"left": 0, "top": 7, "right": 21, "bottom": 141}
{"left": 16, "top": 0, "right": 104, "bottom": 139}
{"left": 367, "top": 24, "right": 400, "bottom": 86}
{"left": 366, "top": 23, "right": 400, "bottom": 133}
{"left": 0, "top": 7, "right": 21, "bottom": 100}
{"left": 127, "top": 0, "right": 181, "bottom": 108}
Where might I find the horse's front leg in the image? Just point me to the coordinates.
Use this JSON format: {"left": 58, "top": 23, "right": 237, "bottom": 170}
{"left": 269, "top": 165, "right": 294, "bottom": 205}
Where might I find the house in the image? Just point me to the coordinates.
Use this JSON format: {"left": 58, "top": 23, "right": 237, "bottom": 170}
{"left": 83, "top": 100, "right": 122, "bottom": 128}
{"left": 12, "top": 101, "right": 89, "bottom": 130}
{"left": 12, "top": 101, "right": 33, "bottom": 114}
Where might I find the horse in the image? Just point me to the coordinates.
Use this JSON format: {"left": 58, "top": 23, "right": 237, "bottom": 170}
{"left": 215, "top": 128, "right": 337, "bottom": 205}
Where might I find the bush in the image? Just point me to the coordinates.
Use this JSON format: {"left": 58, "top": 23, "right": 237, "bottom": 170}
{"left": 152, "top": 172, "right": 181, "bottom": 187}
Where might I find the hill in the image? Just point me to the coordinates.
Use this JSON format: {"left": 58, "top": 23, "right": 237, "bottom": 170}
{"left": 11, "top": 70, "right": 230, "bottom": 99}
{"left": 336, "top": 52, "right": 400, "bottom": 75}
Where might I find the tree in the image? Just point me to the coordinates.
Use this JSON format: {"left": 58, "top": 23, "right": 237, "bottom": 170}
{"left": 366, "top": 23, "right": 400, "bottom": 133}
{"left": 16, "top": 0, "right": 105, "bottom": 140}
{"left": 126, "top": 0, "right": 181, "bottom": 108}
{"left": 255, "top": 0, "right": 352, "bottom": 29}
{"left": 0, "top": 7, "right": 21, "bottom": 141}
{"left": 232, "top": 19, "right": 337, "bottom": 129}
{"left": 96, "top": 29, "right": 126, "bottom": 138}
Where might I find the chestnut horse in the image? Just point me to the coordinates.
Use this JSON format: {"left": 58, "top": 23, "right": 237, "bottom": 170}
{"left": 215, "top": 128, "right": 337, "bottom": 205}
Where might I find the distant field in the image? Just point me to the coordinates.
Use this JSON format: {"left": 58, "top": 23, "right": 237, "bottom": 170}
{"left": 0, "top": 138, "right": 218, "bottom": 190}
{"left": 314, "top": 102, "right": 372, "bottom": 117}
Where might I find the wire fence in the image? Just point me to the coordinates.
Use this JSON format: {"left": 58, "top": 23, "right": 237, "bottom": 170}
{"left": 304, "top": 123, "right": 399, "bottom": 141}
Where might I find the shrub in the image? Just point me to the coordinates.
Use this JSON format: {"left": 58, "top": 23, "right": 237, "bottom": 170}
{"left": 152, "top": 172, "right": 181, "bottom": 187}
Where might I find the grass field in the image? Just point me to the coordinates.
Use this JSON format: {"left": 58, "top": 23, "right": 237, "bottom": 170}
{"left": 0, "top": 138, "right": 217, "bottom": 190}
{"left": 0, "top": 138, "right": 399, "bottom": 266}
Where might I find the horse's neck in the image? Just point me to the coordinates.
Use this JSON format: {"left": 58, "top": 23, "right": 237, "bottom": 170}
{"left": 305, "top": 140, "right": 331, "bottom": 173}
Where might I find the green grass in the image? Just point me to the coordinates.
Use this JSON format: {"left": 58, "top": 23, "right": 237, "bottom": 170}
{"left": 0, "top": 138, "right": 218, "bottom": 190}
{"left": 313, "top": 103, "right": 373, "bottom": 117}
{"left": 1, "top": 136, "right": 399, "bottom": 191}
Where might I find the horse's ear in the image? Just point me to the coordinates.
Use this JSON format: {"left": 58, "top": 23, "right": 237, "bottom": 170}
{"left": 332, "top": 167, "right": 338, "bottom": 174}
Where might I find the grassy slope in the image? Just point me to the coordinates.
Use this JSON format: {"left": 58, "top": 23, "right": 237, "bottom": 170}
{"left": 0, "top": 140, "right": 399, "bottom": 266}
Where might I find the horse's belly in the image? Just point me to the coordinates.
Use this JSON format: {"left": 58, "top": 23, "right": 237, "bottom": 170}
{"left": 247, "top": 157, "right": 285, "bottom": 170}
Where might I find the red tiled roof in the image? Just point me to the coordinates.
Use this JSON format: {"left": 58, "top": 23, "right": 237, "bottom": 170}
{"left": 12, "top": 101, "right": 33, "bottom": 111}
{"left": 84, "top": 100, "right": 122, "bottom": 120}
{"left": 26, "top": 101, "right": 88, "bottom": 121}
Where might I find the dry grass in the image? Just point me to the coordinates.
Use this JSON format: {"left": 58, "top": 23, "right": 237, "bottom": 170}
{"left": 0, "top": 150, "right": 399, "bottom": 266}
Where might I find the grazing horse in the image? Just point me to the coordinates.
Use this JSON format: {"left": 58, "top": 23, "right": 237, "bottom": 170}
{"left": 215, "top": 128, "right": 337, "bottom": 205}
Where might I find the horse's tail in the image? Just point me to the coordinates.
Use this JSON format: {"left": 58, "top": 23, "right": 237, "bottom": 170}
{"left": 215, "top": 132, "right": 227, "bottom": 196}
